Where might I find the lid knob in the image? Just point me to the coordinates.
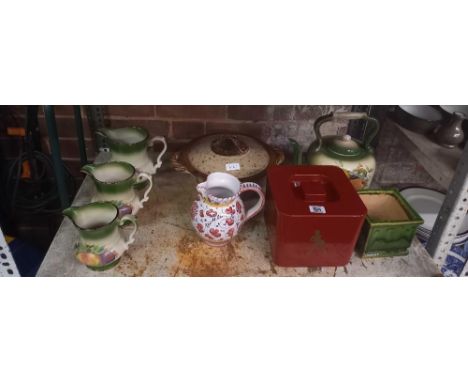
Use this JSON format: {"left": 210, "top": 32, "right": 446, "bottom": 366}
{"left": 211, "top": 136, "right": 249, "bottom": 156}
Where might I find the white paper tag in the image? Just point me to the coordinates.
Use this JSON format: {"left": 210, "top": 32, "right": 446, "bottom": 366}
{"left": 225, "top": 162, "right": 241, "bottom": 171}
{"left": 309, "top": 205, "right": 326, "bottom": 214}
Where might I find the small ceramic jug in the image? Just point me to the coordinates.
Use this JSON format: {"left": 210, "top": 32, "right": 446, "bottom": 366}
{"left": 97, "top": 126, "right": 168, "bottom": 175}
{"left": 433, "top": 112, "right": 465, "bottom": 148}
{"left": 81, "top": 161, "right": 153, "bottom": 216}
{"left": 191, "top": 172, "right": 265, "bottom": 246}
{"left": 63, "top": 202, "right": 137, "bottom": 271}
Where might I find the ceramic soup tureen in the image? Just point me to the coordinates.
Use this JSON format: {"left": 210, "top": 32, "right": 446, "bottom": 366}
{"left": 172, "top": 133, "right": 284, "bottom": 181}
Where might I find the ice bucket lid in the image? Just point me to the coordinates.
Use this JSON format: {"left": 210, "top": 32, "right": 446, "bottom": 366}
{"left": 267, "top": 165, "right": 367, "bottom": 217}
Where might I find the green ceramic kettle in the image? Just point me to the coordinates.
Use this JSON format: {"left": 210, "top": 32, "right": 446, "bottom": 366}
{"left": 292, "top": 112, "right": 379, "bottom": 190}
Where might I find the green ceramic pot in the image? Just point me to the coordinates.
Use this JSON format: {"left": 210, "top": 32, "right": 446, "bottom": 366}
{"left": 357, "top": 189, "right": 423, "bottom": 258}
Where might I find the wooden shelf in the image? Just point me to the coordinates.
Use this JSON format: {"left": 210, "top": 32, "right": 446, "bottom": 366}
{"left": 391, "top": 120, "right": 461, "bottom": 190}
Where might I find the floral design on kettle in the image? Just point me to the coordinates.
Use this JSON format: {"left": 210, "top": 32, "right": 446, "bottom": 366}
{"left": 342, "top": 163, "right": 373, "bottom": 189}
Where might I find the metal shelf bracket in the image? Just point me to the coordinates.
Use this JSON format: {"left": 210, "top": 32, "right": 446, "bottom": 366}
{"left": 426, "top": 142, "right": 468, "bottom": 267}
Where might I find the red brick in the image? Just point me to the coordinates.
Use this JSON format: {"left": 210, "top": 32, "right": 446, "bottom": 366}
{"left": 156, "top": 106, "right": 227, "bottom": 119}
{"left": 166, "top": 140, "right": 192, "bottom": 151}
{"left": 172, "top": 121, "right": 205, "bottom": 139}
{"left": 227, "top": 106, "right": 274, "bottom": 121}
{"left": 38, "top": 106, "right": 76, "bottom": 116}
{"left": 103, "top": 106, "right": 155, "bottom": 118}
{"left": 104, "top": 119, "right": 169, "bottom": 137}
{"left": 38, "top": 116, "right": 93, "bottom": 138}
{"left": 54, "top": 106, "right": 75, "bottom": 116}
{"left": 205, "top": 122, "right": 265, "bottom": 138}
{"left": 41, "top": 137, "right": 96, "bottom": 161}
{"left": 1, "top": 105, "right": 26, "bottom": 116}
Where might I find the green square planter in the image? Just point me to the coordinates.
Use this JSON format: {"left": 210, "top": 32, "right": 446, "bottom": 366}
{"left": 357, "top": 189, "right": 424, "bottom": 258}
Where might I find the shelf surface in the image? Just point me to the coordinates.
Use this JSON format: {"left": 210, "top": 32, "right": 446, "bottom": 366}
{"left": 392, "top": 120, "right": 461, "bottom": 190}
{"left": 38, "top": 156, "right": 441, "bottom": 277}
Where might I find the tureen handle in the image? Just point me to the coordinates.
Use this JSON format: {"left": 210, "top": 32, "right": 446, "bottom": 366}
{"left": 119, "top": 214, "right": 137, "bottom": 250}
{"left": 135, "top": 172, "right": 153, "bottom": 206}
{"left": 171, "top": 151, "right": 190, "bottom": 173}
{"left": 239, "top": 182, "right": 265, "bottom": 223}
{"left": 149, "top": 136, "right": 168, "bottom": 172}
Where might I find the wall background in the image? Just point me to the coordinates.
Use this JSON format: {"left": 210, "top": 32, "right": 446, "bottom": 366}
{"left": 1, "top": 105, "right": 351, "bottom": 178}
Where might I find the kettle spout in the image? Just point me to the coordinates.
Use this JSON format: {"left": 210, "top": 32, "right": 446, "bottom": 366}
{"left": 289, "top": 139, "right": 303, "bottom": 165}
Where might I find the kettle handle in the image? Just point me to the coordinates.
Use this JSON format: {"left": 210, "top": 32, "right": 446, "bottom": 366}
{"left": 313, "top": 112, "right": 380, "bottom": 152}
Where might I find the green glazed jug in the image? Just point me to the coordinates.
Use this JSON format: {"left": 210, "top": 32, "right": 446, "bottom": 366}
{"left": 97, "top": 126, "right": 167, "bottom": 175}
{"left": 81, "top": 161, "right": 153, "bottom": 216}
{"left": 63, "top": 202, "right": 137, "bottom": 271}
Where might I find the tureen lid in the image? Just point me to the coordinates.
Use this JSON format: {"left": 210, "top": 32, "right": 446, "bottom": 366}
{"left": 174, "top": 134, "right": 282, "bottom": 180}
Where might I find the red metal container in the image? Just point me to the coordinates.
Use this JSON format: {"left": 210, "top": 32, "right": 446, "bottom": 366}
{"left": 265, "top": 165, "right": 367, "bottom": 267}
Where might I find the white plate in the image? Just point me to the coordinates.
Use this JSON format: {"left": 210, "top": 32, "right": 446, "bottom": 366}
{"left": 401, "top": 187, "right": 468, "bottom": 235}
{"left": 440, "top": 105, "right": 468, "bottom": 117}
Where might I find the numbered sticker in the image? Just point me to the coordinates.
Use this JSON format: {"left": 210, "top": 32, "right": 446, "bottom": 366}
{"left": 225, "top": 163, "right": 241, "bottom": 171}
{"left": 309, "top": 205, "right": 326, "bottom": 214}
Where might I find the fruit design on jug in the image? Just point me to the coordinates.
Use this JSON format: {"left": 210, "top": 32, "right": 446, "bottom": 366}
{"left": 74, "top": 242, "right": 119, "bottom": 267}
{"left": 106, "top": 200, "right": 133, "bottom": 217}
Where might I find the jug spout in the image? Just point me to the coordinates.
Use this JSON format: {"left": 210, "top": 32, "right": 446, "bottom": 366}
{"left": 196, "top": 182, "right": 207, "bottom": 197}
{"left": 62, "top": 202, "right": 120, "bottom": 231}
{"left": 81, "top": 164, "right": 97, "bottom": 177}
{"left": 289, "top": 139, "right": 303, "bottom": 165}
{"left": 63, "top": 207, "right": 78, "bottom": 222}
{"left": 96, "top": 127, "right": 112, "bottom": 139}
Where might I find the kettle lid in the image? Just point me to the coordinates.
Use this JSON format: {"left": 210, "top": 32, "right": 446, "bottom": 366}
{"left": 323, "top": 134, "right": 368, "bottom": 158}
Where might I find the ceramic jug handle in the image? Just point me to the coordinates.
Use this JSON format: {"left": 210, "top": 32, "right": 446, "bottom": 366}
{"left": 119, "top": 215, "right": 137, "bottom": 249}
{"left": 135, "top": 172, "right": 153, "bottom": 205}
{"left": 239, "top": 182, "right": 265, "bottom": 222}
{"left": 149, "top": 136, "right": 168, "bottom": 172}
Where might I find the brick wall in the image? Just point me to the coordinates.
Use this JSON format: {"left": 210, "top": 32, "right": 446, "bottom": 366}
{"left": 101, "top": 105, "right": 351, "bottom": 155}
{"left": 1, "top": 105, "right": 351, "bottom": 178}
